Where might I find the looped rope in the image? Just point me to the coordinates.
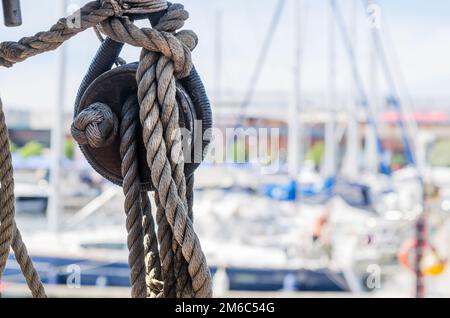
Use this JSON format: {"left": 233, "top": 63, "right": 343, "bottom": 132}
{"left": 98, "top": 14, "right": 197, "bottom": 78}
{"left": 0, "top": 0, "right": 168, "bottom": 68}
{"left": 101, "top": 0, "right": 168, "bottom": 16}
{"left": 71, "top": 103, "right": 119, "bottom": 148}
{"left": 135, "top": 30, "right": 211, "bottom": 300}
{"left": 0, "top": 0, "right": 212, "bottom": 299}
{"left": 101, "top": 0, "right": 127, "bottom": 16}
{"left": 0, "top": 99, "right": 46, "bottom": 298}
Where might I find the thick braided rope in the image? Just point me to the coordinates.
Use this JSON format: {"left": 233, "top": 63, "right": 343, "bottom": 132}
{"left": 120, "top": 3, "right": 196, "bottom": 298}
{"left": 99, "top": 14, "right": 195, "bottom": 78}
{"left": 0, "top": 0, "right": 168, "bottom": 67}
{"left": 155, "top": 194, "right": 177, "bottom": 297}
{"left": 177, "top": 174, "right": 195, "bottom": 297}
{"left": 102, "top": 0, "right": 167, "bottom": 15}
{"left": 156, "top": 53, "right": 191, "bottom": 298}
{"left": 140, "top": 192, "right": 163, "bottom": 297}
{"left": 136, "top": 48, "right": 189, "bottom": 297}
{"left": 136, "top": 51, "right": 177, "bottom": 298}
{"left": 149, "top": 5, "right": 197, "bottom": 297}
{"left": 148, "top": 49, "right": 191, "bottom": 297}
{"left": 0, "top": 1, "right": 107, "bottom": 67}
{"left": 127, "top": 6, "right": 190, "bottom": 292}
{"left": 124, "top": 3, "right": 197, "bottom": 297}
{"left": 72, "top": 98, "right": 164, "bottom": 298}
{"left": 119, "top": 96, "right": 147, "bottom": 298}
{"left": 186, "top": 175, "right": 195, "bottom": 221}
{"left": 0, "top": 100, "right": 46, "bottom": 298}
{"left": 137, "top": 42, "right": 212, "bottom": 300}
{"left": 11, "top": 226, "right": 46, "bottom": 298}
{"left": 133, "top": 5, "right": 211, "bottom": 297}
{"left": 0, "top": 101, "right": 15, "bottom": 279}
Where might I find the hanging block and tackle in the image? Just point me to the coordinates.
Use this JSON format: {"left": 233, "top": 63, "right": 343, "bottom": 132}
{"left": 0, "top": 0, "right": 214, "bottom": 298}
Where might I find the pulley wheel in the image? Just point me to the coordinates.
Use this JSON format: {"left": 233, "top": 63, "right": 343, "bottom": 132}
{"left": 76, "top": 63, "right": 197, "bottom": 191}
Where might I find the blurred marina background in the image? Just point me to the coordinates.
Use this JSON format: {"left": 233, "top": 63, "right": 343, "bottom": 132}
{"left": 1, "top": 0, "right": 450, "bottom": 297}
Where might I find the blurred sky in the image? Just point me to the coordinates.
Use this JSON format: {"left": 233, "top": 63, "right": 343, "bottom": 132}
{"left": 0, "top": 0, "right": 449, "bottom": 111}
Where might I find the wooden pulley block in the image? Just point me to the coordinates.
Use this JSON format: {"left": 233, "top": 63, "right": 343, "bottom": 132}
{"left": 76, "top": 62, "right": 197, "bottom": 191}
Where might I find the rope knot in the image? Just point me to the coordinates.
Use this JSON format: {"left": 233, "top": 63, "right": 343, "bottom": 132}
{"left": 71, "top": 103, "right": 119, "bottom": 148}
{"left": 101, "top": 0, "right": 127, "bottom": 17}
{"left": 100, "top": 0, "right": 168, "bottom": 16}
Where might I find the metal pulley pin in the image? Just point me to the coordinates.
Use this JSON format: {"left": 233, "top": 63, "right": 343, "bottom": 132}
{"left": 2, "top": 0, "right": 22, "bottom": 27}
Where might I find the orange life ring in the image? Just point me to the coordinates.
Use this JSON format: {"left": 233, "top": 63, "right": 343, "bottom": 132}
{"left": 398, "top": 239, "right": 447, "bottom": 276}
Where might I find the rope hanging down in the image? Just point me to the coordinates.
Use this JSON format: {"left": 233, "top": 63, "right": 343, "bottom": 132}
{"left": 0, "top": 0, "right": 212, "bottom": 298}
{"left": 0, "top": 100, "right": 46, "bottom": 298}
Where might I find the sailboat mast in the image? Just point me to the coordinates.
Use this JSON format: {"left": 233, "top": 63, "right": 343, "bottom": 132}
{"left": 48, "top": 0, "right": 67, "bottom": 232}
{"left": 324, "top": 0, "right": 337, "bottom": 177}
{"left": 214, "top": 9, "right": 223, "bottom": 107}
{"left": 366, "top": 0, "right": 379, "bottom": 173}
{"left": 344, "top": 0, "right": 359, "bottom": 178}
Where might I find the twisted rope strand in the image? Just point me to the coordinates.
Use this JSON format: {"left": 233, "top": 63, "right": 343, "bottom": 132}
{"left": 99, "top": 17, "right": 196, "bottom": 78}
{"left": 0, "top": 1, "right": 106, "bottom": 67}
{"left": 178, "top": 174, "right": 195, "bottom": 297}
{"left": 134, "top": 50, "right": 177, "bottom": 297}
{"left": 140, "top": 192, "right": 163, "bottom": 297}
{"left": 102, "top": 0, "right": 168, "bottom": 15}
{"left": 155, "top": 193, "right": 177, "bottom": 297}
{"left": 144, "top": 3, "right": 196, "bottom": 298}
{"left": 156, "top": 54, "right": 191, "bottom": 298}
{"left": 0, "top": 101, "right": 15, "bottom": 279}
{"left": 0, "top": 100, "right": 46, "bottom": 298}
{"left": 120, "top": 96, "right": 147, "bottom": 298}
{"left": 11, "top": 226, "right": 46, "bottom": 298}
{"left": 137, "top": 49, "right": 212, "bottom": 297}
{"left": 0, "top": 1, "right": 169, "bottom": 67}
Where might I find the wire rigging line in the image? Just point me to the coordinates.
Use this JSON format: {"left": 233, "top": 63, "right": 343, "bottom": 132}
{"left": 377, "top": 1, "right": 420, "bottom": 155}
{"left": 361, "top": 0, "right": 416, "bottom": 165}
{"left": 330, "top": 0, "right": 384, "bottom": 158}
{"left": 235, "top": 0, "right": 286, "bottom": 127}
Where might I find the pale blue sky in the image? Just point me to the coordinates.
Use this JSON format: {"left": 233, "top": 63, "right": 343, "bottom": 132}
{"left": 0, "top": 0, "right": 449, "bottom": 111}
